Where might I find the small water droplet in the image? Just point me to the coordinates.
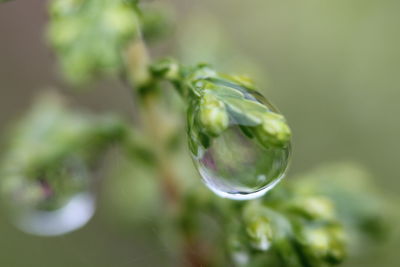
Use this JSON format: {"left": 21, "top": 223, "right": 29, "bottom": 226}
{"left": 188, "top": 80, "right": 291, "bottom": 200}
{"left": 2, "top": 157, "right": 95, "bottom": 236}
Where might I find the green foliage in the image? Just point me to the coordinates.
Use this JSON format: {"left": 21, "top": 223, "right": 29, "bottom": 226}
{"left": 0, "top": 1, "right": 393, "bottom": 267}
{"left": 180, "top": 163, "right": 390, "bottom": 267}
{"left": 48, "top": 0, "right": 139, "bottom": 84}
{"left": 0, "top": 93, "right": 126, "bottom": 211}
{"left": 291, "top": 163, "right": 392, "bottom": 244}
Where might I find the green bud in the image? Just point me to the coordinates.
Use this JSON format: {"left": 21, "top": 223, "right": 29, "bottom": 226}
{"left": 246, "top": 216, "right": 273, "bottom": 251}
{"left": 305, "top": 228, "right": 330, "bottom": 256}
{"left": 289, "top": 196, "right": 336, "bottom": 221}
{"left": 150, "top": 58, "right": 180, "bottom": 81}
{"left": 199, "top": 93, "right": 229, "bottom": 136}
{"left": 243, "top": 202, "right": 277, "bottom": 251}
{"left": 253, "top": 112, "right": 292, "bottom": 148}
{"left": 301, "top": 225, "right": 346, "bottom": 264}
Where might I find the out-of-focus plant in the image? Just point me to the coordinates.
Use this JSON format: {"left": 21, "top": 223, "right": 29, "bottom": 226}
{"left": 0, "top": 0, "right": 393, "bottom": 266}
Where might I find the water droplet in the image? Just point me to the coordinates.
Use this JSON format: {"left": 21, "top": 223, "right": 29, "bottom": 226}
{"left": 15, "top": 193, "right": 95, "bottom": 236}
{"left": 2, "top": 157, "right": 95, "bottom": 236}
{"left": 188, "top": 79, "right": 291, "bottom": 200}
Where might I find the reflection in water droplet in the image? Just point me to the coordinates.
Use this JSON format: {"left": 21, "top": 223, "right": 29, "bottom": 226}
{"left": 193, "top": 126, "right": 290, "bottom": 200}
{"left": 15, "top": 193, "right": 95, "bottom": 236}
{"left": 189, "top": 80, "right": 291, "bottom": 200}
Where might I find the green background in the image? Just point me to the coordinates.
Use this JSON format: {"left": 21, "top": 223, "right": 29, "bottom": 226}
{"left": 0, "top": 0, "right": 398, "bottom": 266}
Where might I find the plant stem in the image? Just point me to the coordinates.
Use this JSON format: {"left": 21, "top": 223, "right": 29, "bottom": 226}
{"left": 141, "top": 92, "right": 181, "bottom": 206}
{"left": 125, "top": 36, "right": 210, "bottom": 267}
{"left": 125, "top": 37, "right": 152, "bottom": 90}
{"left": 126, "top": 37, "right": 181, "bottom": 206}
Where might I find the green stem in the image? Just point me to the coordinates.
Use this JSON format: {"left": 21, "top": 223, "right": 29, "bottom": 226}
{"left": 126, "top": 37, "right": 181, "bottom": 205}
{"left": 125, "top": 38, "right": 152, "bottom": 90}
{"left": 125, "top": 36, "right": 211, "bottom": 267}
{"left": 141, "top": 92, "right": 181, "bottom": 205}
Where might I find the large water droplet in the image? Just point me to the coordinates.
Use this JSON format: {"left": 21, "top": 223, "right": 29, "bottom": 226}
{"left": 2, "top": 157, "right": 95, "bottom": 236}
{"left": 192, "top": 127, "right": 290, "bottom": 200}
{"left": 188, "top": 79, "right": 291, "bottom": 200}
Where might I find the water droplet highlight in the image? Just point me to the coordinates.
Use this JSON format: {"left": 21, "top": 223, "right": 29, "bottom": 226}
{"left": 188, "top": 78, "right": 291, "bottom": 200}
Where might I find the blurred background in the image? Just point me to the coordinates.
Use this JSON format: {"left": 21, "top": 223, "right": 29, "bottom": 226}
{"left": 0, "top": 0, "right": 399, "bottom": 266}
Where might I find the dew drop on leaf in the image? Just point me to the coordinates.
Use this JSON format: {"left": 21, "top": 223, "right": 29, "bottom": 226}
{"left": 188, "top": 79, "right": 291, "bottom": 200}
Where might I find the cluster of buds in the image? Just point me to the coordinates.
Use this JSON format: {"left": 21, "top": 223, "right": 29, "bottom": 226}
{"left": 226, "top": 193, "right": 347, "bottom": 266}
{"left": 185, "top": 65, "right": 292, "bottom": 150}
